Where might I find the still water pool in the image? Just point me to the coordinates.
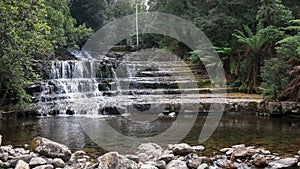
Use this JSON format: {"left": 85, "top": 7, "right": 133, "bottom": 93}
{"left": 0, "top": 113, "right": 299, "bottom": 156}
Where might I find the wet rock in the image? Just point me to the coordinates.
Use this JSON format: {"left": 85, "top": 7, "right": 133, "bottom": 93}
{"left": 10, "top": 155, "right": 34, "bottom": 167}
{"left": 298, "top": 151, "right": 300, "bottom": 156}
{"left": 166, "top": 160, "right": 188, "bottom": 169}
{"left": 269, "top": 158, "right": 298, "bottom": 169}
{"left": 29, "top": 157, "right": 47, "bottom": 166}
{"left": 52, "top": 158, "right": 65, "bottom": 168}
{"left": 140, "top": 164, "right": 158, "bottom": 169}
{"left": 219, "top": 148, "right": 233, "bottom": 153}
{"left": 0, "top": 152, "right": 9, "bottom": 161}
{"left": 197, "top": 163, "right": 209, "bottom": 169}
{"left": 171, "top": 143, "right": 195, "bottom": 156}
{"left": 158, "top": 154, "right": 175, "bottom": 163}
{"left": 97, "top": 152, "right": 138, "bottom": 169}
{"left": 0, "top": 135, "right": 2, "bottom": 146}
{"left": 297, "top": 162, "right": 300, "bottom": 168}
{"left": 154, "top": 160, "right": 166, "bottom": 169}
{"left": 233, "top": 147, "right": 255, "bottom": 158}
{"left": 192, "top": 146, "right": 205, "bottom": 151}
{"left": 137, "top": 143, "right": 163, "bottom": 160}
{"left": 186, "top": 154, "right": 203, "bottom": 169}
{"left": 253, "top": 155, "right": 268, "bottom": 167}
{"left": 137, "top": 153, "right": 149, "bottom": 163}
{"left": 125, "top": 154, "right": 139, "bottom": 163}
{"left": 15, "top": 160, "right": 29, "bottom": 169}
{"left": 31, "top": 137, "right": 71, "bottom": 161}
{"left": 32, "top": 164, "right": 54, "bottom": 169}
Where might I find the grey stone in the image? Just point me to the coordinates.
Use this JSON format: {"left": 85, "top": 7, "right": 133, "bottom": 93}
{"left": 137, "top": 143, "right": 163, "bottom": 160}
{"left": 0, "top": 152, "right": 9, "bottom": 161}
{"left": 166, "top": 160, "right": 188, "bottom": 169}
{"left": 0, "top": 135, "right": 2, "bottom": 146}
{"left": 140, "top": 164, "right": 158, "bottom": 169}
{"left": 32, "top": 164, "right": 54, "bottom": 169}
{"left": 197, "top": 163, "right": 209, "bottom": 169}
{"left": 233, "top": 147, "right": 255, "bottom": 158}
{"left": 29, "top": 157, "right": 47, "bottom": 166}
{"left": 52, "top": 158, "right": 65, "bottom": 168}
{"left": 219, "top": 148, "right": 233, "bottom": 153}
{"left": 31, "top": 137, "right": 71, "bottom": 161}
{"left": 187, "top": 154, "right": 203, "bottom": 169}
{"left": 154, "top": 160, "right": 166, "bottom": 169}
{"left": 137, "top": 153, "right": 149, "bottom": 163}
{"left": 269, "top": 158, "right": 298, "bottom": 169}
{"left": 192, "top": 146, "right": 205, "bottom": 151}
{"left": 171, "top": 143, "right": 195, "bottom": 156}
{"left": 158, "top": 154, "right": 175, "bottom": 163}
{"left": 125, "top": 154, "right": 139, "bottom": 163}
{"left": 253, "top": 155, "right": 268, "bottom": 167}
{"left": 15, "top": 160, "right": 29, "bottom": 169}
{"left": 97, "top": 152, "right": 138, "bottom": 169}
{"left": 10, "top": 155, "right": 34, "bottom": 167}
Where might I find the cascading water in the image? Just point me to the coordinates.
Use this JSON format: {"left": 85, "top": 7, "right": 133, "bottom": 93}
{"left": 31, "top": 49, "right": 206, "bottom": 116}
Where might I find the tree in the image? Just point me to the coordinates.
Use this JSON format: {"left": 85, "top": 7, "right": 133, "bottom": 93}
{"left": 276, "top": 20, "right": 300, "bottom": 101}
{"left": 0, "top": 0, "right": 52, "bottom": 108}
{"left": 45, "top": 0, "right": 92, "bottom": 54}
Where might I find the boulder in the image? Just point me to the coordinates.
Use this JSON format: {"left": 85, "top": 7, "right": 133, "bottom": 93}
{"left": 29, "top": 157, "right": 47, "bottom": 166}
{"left": 253, "top": 155, "right": 268, "bottom": 167}
{"left": 31, "top": 137, "right": 71, "bottom": 161}
{"left": 171, "top": 143, "right": 195, "bottom": 156}
{"left": 137, "top": 143, "right": 163, "bottom": 160}
{"left": 11, "top": 155, "right": 34, "bottom": 167}
{"left": 197, "top": 163, "right": 209, "bottom": 169}
{"left": 269, "top": 158, "right": 298, "bottom": 169}
{"left": 186, "top": 154, "right": 203, "bottom": 169}
{"left": 233, "top": 147, "right": 255, "bottom": 158}
{"left": 15, "top": 160, "right": 29, "bottom": 169}
{"left": 97, "top": 152, "right": 138, "bottom": 169}
{"left": 166, "top": 160, "right": 188, "bottom": 169}
{"left": 0, "top": 152, "right": 9, "bottom": 161}
{"left": 0, "top": 135, "right": 2, "bottom": 146}
{"left": 51, "top": 158, "right": 65, "bottom": 168}
{"left": 158, "top": 154, "right": 175, "bottom": 163}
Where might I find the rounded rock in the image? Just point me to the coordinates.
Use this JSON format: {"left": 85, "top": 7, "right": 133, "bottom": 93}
{"left": 15, "top": 160, "right": 30, "bottom": 169}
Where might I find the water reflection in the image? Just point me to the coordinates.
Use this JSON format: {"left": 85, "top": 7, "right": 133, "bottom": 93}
{"left": 0, "top": 114, "right": 299, "bottom": 155}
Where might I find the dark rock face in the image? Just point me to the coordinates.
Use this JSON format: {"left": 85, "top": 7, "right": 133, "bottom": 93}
{"left": 30, "top": 137, "right": 71, "bottom": 161}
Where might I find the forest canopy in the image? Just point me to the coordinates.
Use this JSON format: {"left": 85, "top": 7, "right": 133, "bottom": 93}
{"left": 0, "top": 0, "right": 300, "bottom": 109}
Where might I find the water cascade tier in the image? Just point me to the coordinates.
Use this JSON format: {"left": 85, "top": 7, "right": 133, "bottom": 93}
{"left": 28, "top": 51, "right": 263, "bottom": 116}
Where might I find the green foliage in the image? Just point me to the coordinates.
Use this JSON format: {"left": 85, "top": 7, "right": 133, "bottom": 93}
{"left": 0, "top": 0, "right": 52, "bottom": 108}
{"left": 259, "top": 58, "right": 290, "bottom": 100}
{"left": 276, "top": 19, "right": 300, "bottom": 61}
{"left": 0, "top": 0, "right": 92, "bottom": 108}
{"left": 45, "top": 0, "right": 92, "bottom": 53}
{"left": 257, "top": 0, "right": 294, "bottom": 27}
{"left": 70, "top": 0, "right": 135, "bottom": 30}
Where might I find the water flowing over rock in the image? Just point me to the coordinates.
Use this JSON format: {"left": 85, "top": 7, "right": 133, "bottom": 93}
{"left": 30, "top": 137, "right": 71, "bottom": 161}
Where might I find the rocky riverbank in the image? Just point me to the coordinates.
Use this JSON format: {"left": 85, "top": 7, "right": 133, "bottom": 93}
{"left": 0, "top": 136, "right": 299, "bottom": 169}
